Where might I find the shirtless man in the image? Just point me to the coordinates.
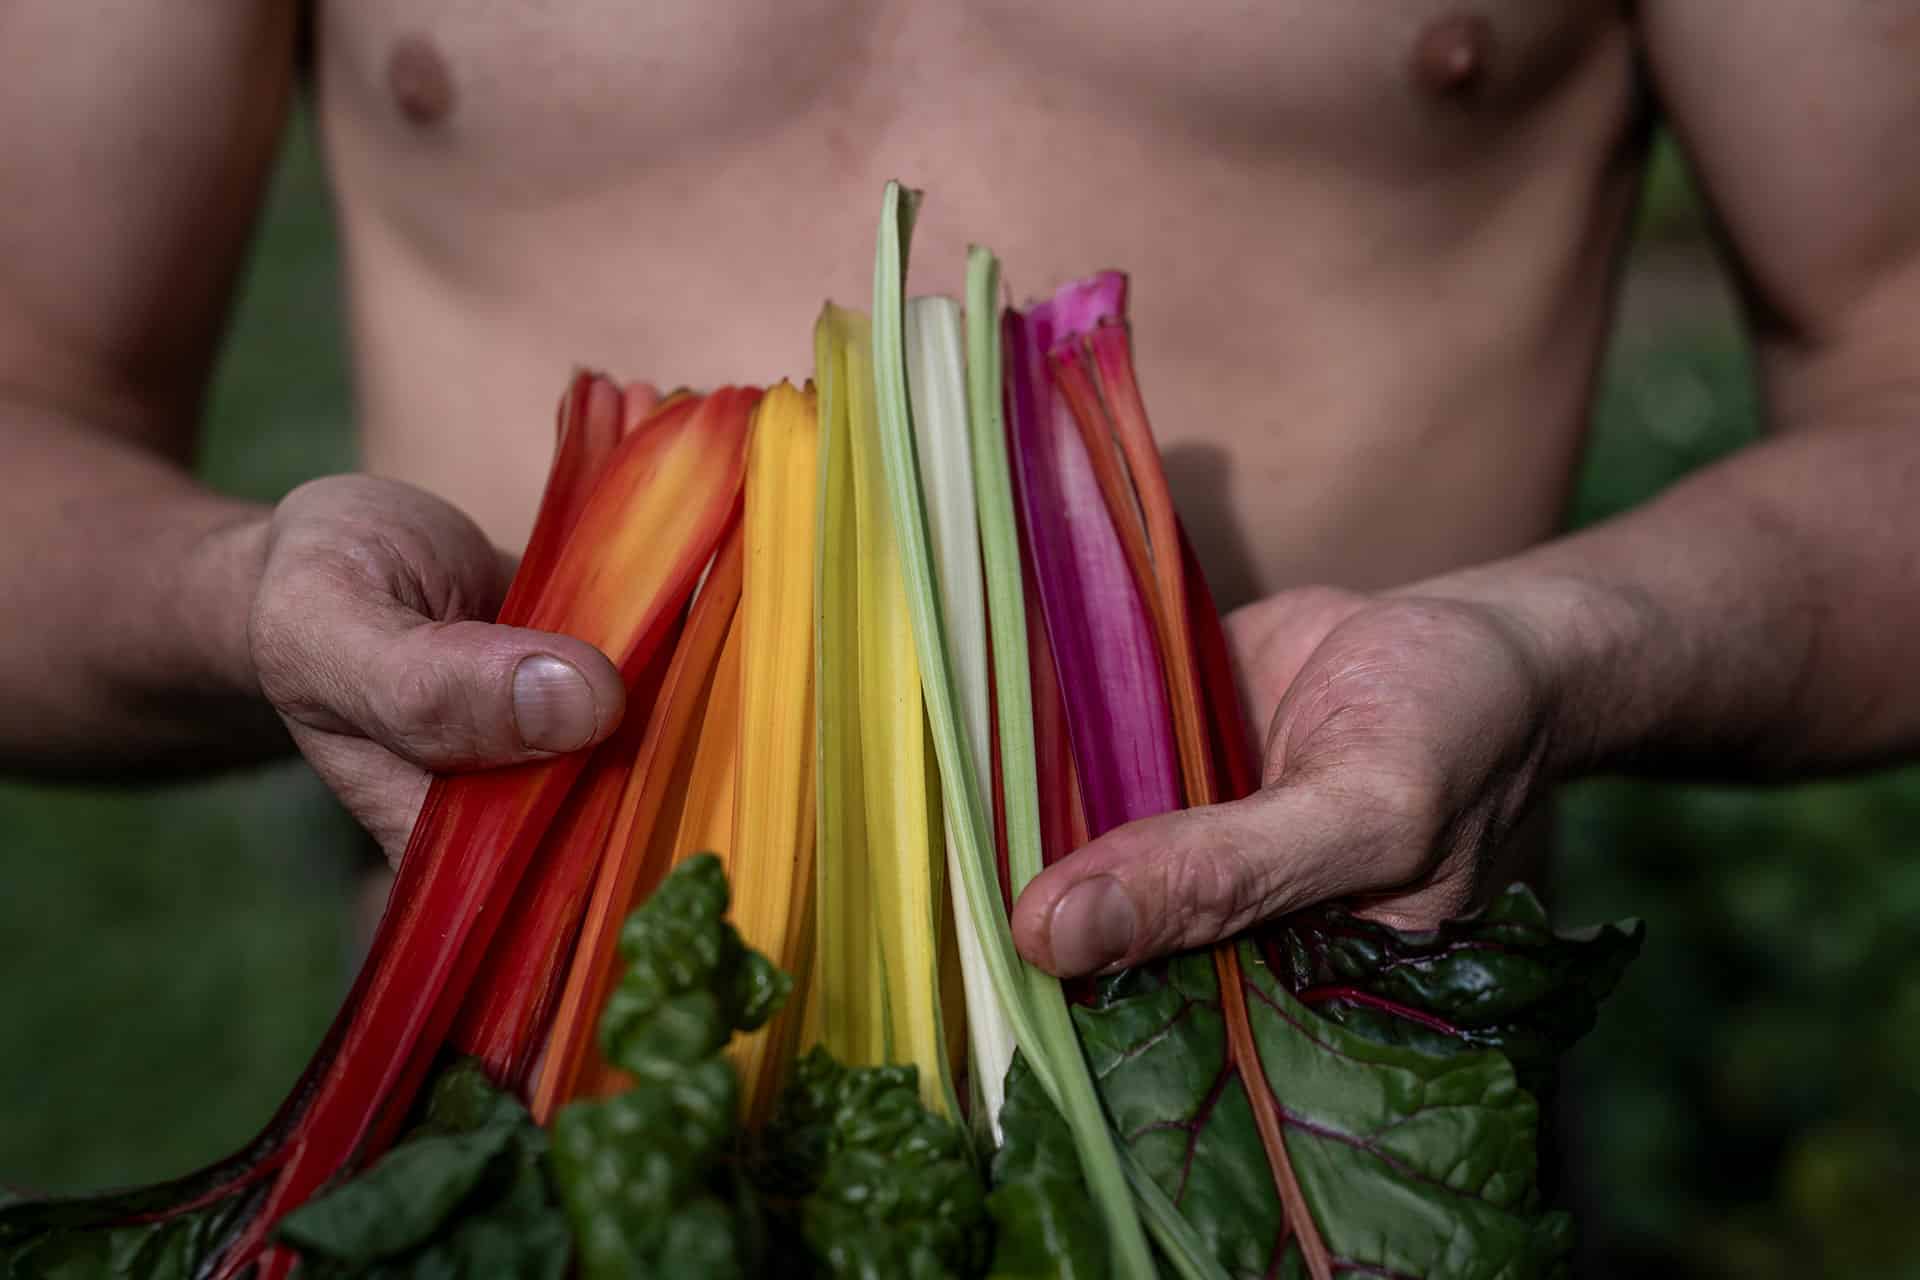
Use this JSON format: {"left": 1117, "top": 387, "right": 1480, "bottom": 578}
{"left": 3, "top": 3, "right": 1918, "bottom": 980}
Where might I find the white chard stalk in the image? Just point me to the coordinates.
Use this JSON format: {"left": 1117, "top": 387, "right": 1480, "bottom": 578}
{"left": 904, "top": 296, "right": 1016, "bottom": 1138}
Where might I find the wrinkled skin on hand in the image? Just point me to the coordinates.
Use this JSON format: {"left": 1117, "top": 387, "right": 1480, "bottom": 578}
{"left": 248, "top": 476, "right": 626, "bottom": 859}
{"left": 1014, "top": 586, "right": 1560, "bottom": 976}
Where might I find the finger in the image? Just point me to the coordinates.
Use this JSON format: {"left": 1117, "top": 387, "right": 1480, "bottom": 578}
{"left": 286, "top": 724, "right": 433, "bottom": 863}
{"left": 1347, "top": 873, "right": 1476, "bottom": 934}
{"left": 1223, "top": 588, "right": 1354, "bottom": 680}
{"left": 1010, "top": 787, "right": 1401, "bottom": 976}
{"left": 260, "top": 603, "right": 626, "bottom": 773}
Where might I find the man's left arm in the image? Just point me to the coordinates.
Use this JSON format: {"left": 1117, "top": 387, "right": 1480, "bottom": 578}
{"left": 1012, "top": 2, "right": 1920, "bottom": 976}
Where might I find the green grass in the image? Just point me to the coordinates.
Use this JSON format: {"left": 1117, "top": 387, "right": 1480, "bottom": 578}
{"left": 3, "top": 109, "right": 1916, "bottom": 1278}
{"left": 1636, "top": 130, "right": 1711, "bottom": 244}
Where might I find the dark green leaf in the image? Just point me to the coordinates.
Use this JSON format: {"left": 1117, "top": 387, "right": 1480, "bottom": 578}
{"left": 1264, "top": 886, "right": 1644, "bottom": 1100}
{"left": 0, "top": 1177, "right": 255, "bottom": 1280}
{"left": 276, "top": 1126, "right": 515, "bottom": 1264}
{"left": 760, "top": 1048, "right": 990, "bottom": 1280}
{"left": 0, "top": 1198, "right": 246, "bottom": 1280}
{"left": 984, "top": 1054, "right": 1107, "bottom": 1280}
{"left": 550, "top": 855, "right": 785, "bottom": 1280}
{"left": 1079, "top": 890, "right": 1640, "bottom": 1278}
{"left": 275, "top": 1059, "right": 569, "bottom": 1280}
{"left": 551, "top": 1059, "right": 747, "bottom": 1280}
{"left": 598, "top": 853, "right": 790, "bottom": 1085}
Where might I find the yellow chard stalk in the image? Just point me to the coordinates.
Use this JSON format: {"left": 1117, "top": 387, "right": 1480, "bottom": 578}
{"left": 726, "top": 381, "right": 822, "bottom": 1125}
{"left": 812, "top": 303, "right": 959, "bottom": 1119}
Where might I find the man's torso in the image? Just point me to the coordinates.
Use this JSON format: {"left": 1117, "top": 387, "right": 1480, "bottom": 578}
{"left": 313, "top": 0, "right": 1644, "bottom": 605}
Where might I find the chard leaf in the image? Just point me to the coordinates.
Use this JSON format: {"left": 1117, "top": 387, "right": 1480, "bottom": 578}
{"left": 985, "top": 1055, "right": 1108, "bottom": 1280}
{"left": 550, "top": 1062, "right": 749, "bottom": 1280}
{"left": 0, "top": 1195, "right": 251, "bottom": 1280}
{"left": 551, "top": 854, "right": 786, "bottom": 1280}
{"left": 275, "top": 1059, "right": 569, "bottom": 1280}
{"left": 760, "top": 1048, "right": 990, "bottom": 1279}
{"left": 1079, "top": 900, "right": 1642, "bottom": 1280}
{"left": 1265, "top": 886, "right": 1644, "bottom": 1104}
{"left": 595, "top": 851, "right": 789, "bottom": 1083}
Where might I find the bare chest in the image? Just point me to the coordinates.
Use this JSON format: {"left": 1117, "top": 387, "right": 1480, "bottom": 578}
{"left": 318, "top": 0, "right": 1626, "bottom": 201}
{"left": 317, "top": 0, "right": 1642, "bottom": 601}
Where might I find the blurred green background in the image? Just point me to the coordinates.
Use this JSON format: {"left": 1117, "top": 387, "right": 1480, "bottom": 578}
{"left": 4, "top": 120, "right": 1917, "bottom": 1278}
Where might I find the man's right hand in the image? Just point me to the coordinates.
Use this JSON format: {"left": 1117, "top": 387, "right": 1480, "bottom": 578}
{"left": 248, "top": 476, "right": 626, "bottom": 860}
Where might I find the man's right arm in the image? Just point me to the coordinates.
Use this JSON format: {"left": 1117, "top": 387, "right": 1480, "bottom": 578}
{"left": 0, "top": 3, "right": 626, "bottom": 855}
{"left": 0, "top": 3, "right": 295, "bottom": 768}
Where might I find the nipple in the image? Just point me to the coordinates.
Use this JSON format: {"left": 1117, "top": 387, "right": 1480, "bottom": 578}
{"left": 1412, "top": 14, "right": 1493, "bottom": 98}
{"left": 389, "top": 34, "right": 456, "bottom": 128}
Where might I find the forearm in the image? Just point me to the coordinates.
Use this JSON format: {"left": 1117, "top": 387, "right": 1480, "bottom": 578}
{"left": 0, "top": 401, "right": 284, "bottom": 771}
{"left": 1412, "top": 407, "right": 1920, "bottom": 781}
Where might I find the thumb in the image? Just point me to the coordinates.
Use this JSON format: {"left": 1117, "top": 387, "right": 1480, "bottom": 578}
{"left": 1010, "top": 788, "right": 1376, "bottom": 977}
{"left": 258, "top": 602, "right": 626, "bottom": 772}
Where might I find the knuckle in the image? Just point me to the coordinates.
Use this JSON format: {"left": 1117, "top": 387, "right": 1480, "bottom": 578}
{"left": 1330, "top": 771, "right": 1447, "bottom": 890}
{"left": 1283, "top": 585, "right": 1369, "bottom": 624}
{"left": 273, "top": 477, "right": 339, "bottom": 523}
{"left": 381, "top": 660, "right": 469, "bottom": 748}
{"left": 250, "top": 604, "right": 320, "bottom": 714}
{"left": 250, "top": 562, "right": 381, "bottom": 719}
{"left": 1165, "top": 845, "right": 1264, "bottom": 942}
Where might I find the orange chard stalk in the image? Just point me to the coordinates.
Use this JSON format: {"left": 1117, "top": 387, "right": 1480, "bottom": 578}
{"left": 529, "top": 524, "right": 745, "bottom": 1120}
{"left": 224, "top": 385, "right": 759, "bottom": 1280}
{"left": 668, "top": 607, "right": 746, "bottom": 864}
{"left": 1048, "top": 352, "right": 1160, "bottom": 641}
{"left": 447, "top": 633, "right": 678, "bottom": 1092}
{"left": 1180, "top": 522, "right": 1261, "bottom": 801}
{"left": 1052, "top": 337, "right": 1210, "bottom": 810}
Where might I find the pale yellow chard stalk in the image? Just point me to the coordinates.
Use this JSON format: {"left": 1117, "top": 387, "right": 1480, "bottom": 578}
{"left": 812, "top": 306, "right": 888, "bottom": 1070}
{"left": 727, "top": 382, "right": 823, "bottom": 1125}
{"left": 902, "top": 295, "right": 1017, "bottom": 1139}
{"left": 812, "top": 305, "right": 959, "bottom": 1120}
{"left": 868, "top": 183, "right": 1168, "bottom": 1279}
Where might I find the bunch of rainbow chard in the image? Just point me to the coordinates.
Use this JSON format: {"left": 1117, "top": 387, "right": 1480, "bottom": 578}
{"left": 0, "top": 185, "right": 1639, "bottom": 1280}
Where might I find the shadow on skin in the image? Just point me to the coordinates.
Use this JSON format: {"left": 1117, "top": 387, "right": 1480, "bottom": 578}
{"left": 1163, "top": 441, "right": 1262, "bottom": 612}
